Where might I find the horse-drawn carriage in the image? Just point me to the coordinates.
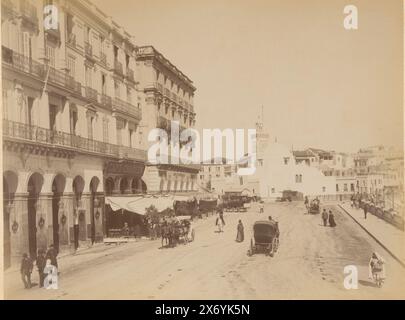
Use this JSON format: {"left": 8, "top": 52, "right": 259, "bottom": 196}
{"left": 161, "top": 216, "right": 195, "bottom": 248}
{"left": 248, "top": 220, "right": 280, "bottom": 257}
{"left": 223, "top": 196, "right": 249, "bottom": 212}
{"left": 308, "top": 198, "right": 320, "bottom": 214}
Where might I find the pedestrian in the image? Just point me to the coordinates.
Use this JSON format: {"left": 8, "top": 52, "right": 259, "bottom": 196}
{"left": 46, "top": 244, "right": 58, "bottom": 269}
{"left": 364, "top": 205, "right": 368, "bottom": 220}
{"left": 304, "top": 196, "right": 309, "bottom": 211}
{"left": 73, "top": 209, "right": 79, "bottom": 250}
{"left": 236, "top": 220, "right": 244, "bottom": 242}
{"left": 328, "top": 210, "right": 336, "bottom": 227}
{"left": 20, "top": 253, "right": 33, "bottom": 289}
{"left": 36, "top": 249, "right": 46, "bottom": 288}
{"left": 321, "top": 209, "right": 328, "bottom": 226}
{"left": 268, "top": 215, "right": 273, "bottom": 221}
{"left": 259, "top": 202, "right": 264, "bottom": 213}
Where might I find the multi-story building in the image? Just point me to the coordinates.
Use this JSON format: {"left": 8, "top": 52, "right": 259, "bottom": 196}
{"left": 2, "top": 0, "right": 147, "bottom": 269}
{"left": 135, "top": 45, "right": 199, "bottom": 194}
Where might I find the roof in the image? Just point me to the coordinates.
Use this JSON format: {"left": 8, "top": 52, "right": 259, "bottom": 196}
{"left": 254, "top": 220, "right": 278, "bottom": 227}
{"left": 293, "top": 150, "right": 314, "bottom": 158}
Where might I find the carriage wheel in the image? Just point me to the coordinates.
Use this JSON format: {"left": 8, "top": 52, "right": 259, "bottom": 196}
{"left": 274, "top": 237, "right": 279, "bottom": 253}
{"left": 269, "top": 238, "right": 277, "bottom": 256}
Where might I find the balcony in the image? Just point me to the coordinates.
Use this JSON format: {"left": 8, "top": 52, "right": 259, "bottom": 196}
{"left": 156, "top": 83, "right": 163, "bottom": 94}
{"left": 113, "top": 60, "right": 123, "bottom": 76}
{"left": 171, "top": 92, "right": 177, "bottom": 103}
{"left": 100, "top": 94, "right": 112, "bottom": 108}
{"left": 2, "top": 46, "right": 44, "bottom": 79}
{"left": 19, "top": 0, "right": 38, "bottom": 28}
{"left": 126, "top": 68, "right": 135, "bottom": 83}
{"left": 85, "top": 87, "right": 98, "bottom": 102}
{"left": 112, "top": 98, "right": 142, "bottom": 121}
{"left": 164, "top": 88, "right": 171, "bottom": 98}
{"left": 47, "top": 66, "right": 81, "bottom": 94}
{"left": 2, "top": 47, "right": 81, "bottom": 95}
{"left": 100, "top": 52, "right": 107, "bottom": 67}
{"left": 84, "top": 42, "right": 93, "bottom": 59}
{"left": 3, "top": 119, "right": 147, "bottom": 161}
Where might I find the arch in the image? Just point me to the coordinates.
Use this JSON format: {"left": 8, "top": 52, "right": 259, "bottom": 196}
{"left": 105, "top": 177, "right": 114, "bottom": 196}
{"left": 27, "top": 172, "right": 44, "bottom": 258}
{"left": 3, "top": 170, "right": 18, "bottom": 196}
{"left": 3, "top": 172, "right": 17, "bottom": 270}
{"left": 120, "top": 177, "right": 129, "bottom": 194}
{"left": 90, "top": 176, "right": 100, "bottom": 193}
{"left": 52, "top": 173, "right": 66, "bottom": 194}
{"left": 27, "top": 172, "right": 44, "bottom": 195}
{"left": 131, "top": 178, "right": 139, "bottom": 193}
{"left": 72, "top": 175, "right": 85, "bottom": 195}
{"left": 51, "top": 174, "right": 66, "bottom": 252}
{"left": 140, "top": 179, "right": 147, "bottom": 193}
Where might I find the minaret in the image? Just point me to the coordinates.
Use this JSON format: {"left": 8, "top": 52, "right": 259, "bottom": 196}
{"left": 255, "top": 106, "right": 269, "bottom": 167}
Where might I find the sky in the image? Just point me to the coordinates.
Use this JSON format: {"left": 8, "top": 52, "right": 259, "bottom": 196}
{"left": 93, "top": 0, "right": 404, "bottom": 153}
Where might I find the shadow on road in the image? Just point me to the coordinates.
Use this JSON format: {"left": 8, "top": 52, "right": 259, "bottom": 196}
{"left": 358, "top": 279, "right": 378, "bottom": 288}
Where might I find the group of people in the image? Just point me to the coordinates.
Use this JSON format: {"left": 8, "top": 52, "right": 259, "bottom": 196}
{"left": 20, "top": 244, "right": 58, "bottom": 289}
{"left": 321, "top": 209, "right": 336, "bottom": 227}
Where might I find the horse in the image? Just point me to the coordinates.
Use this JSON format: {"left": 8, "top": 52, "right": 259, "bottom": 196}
{"left": 161, "top": 224, "right": 171, "bottom": 247}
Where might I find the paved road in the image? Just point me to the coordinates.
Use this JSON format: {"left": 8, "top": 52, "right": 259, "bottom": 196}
{"left": 5, "top": 202, "right": 405, "bottom": 299}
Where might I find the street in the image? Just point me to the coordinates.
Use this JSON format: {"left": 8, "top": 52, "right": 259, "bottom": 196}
{"left": 5, "top": 202, "right": 405, "bottom": 300}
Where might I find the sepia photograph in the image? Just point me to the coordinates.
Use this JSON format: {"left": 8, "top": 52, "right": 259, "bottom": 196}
{"left": 0, "top": 0, "right": 404, "bottom": 302}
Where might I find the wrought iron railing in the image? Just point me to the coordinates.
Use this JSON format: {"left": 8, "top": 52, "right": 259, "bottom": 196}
{"left": 100, "top": 94, "right": 112, "bottom": 108}
{"left": 85, "top": 86, "right": 98, "bottom": 102}
{"left": 100, "top": 52, "right": 107, "bottom": 66}
{"left": 2, "top": 47, "right": 82, "bottom": 95}
{"left": 84, "top": 42, "right": 93, "bottom": 58}
{"left": 113, "top": 98, "right": 142, "bottom": 120}
{"left": 2, "top": 46, "right": 44, "bottom": 78}
{"left": 3, "top": 119, "right": 147, "bottom": 161}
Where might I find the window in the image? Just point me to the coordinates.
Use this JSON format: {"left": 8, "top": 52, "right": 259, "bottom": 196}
{"left": 113, "top": 45, "right": 118, "bottom": 59}
{"left": 49, "top": 104, "right": 57, "bottom": 131}
{"left": 2, "top": 89, "right": 7, "bottom": 119}
{"left": 295, "top": 174, "right": 302, "bottom": 183}
{"left": 85, "top": 26, "right": 91, "bottom": 43}
{"left": 344, "top": 184, "right": 348, "bottom": 192}
{"left": 69, "top": 108, "right": 78, "bottom": 135}
{"left": 114, "top": 80, "right": 120, "bottom": 98}
{"left": 101, "top": 73, "right": 106, "bottom": 95}
{"left": 67, "top": 55, "right": 75, "bottom": 77}
{"left": 46, "top": 44, "right": 56, "bottom": 67}
{"left": 27, "top": 97, "right": 34, "bottom": 126}
{"left": 322, "top": 186, "right": 326, "bottom": 192}
{"left": 129, "top": 129, "right": 133, "bottom": 147}
{"left": 87, "top": 116, "right": 94, "bottom": 140}
{"left": 127, "top": 87, "right": 132, "bottom": 103}
{"left": 271, "top": 188, "right": 275, "bottom": 193}
{"left": 336, "top": 184, "right": 339, "bottom": 192}
{"left": 100, "top": 36, "right": 105, "bottom": 55}
{"left": 125, "top": 53, "right": 130, "bottom": 68}
{"left": 102, "top": 118, "right": 109, "bottom": 142}
{"left": 350, "top": 183, "right": 355, "bottom": 192}
{"left": 284, "top": 157, "right": 289, "bottom": 165}
{"left": 85, "top": 66, "right": 92, "bottom": 87}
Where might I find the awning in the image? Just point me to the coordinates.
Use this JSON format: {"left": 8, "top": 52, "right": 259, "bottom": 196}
{"left": 106, "top": 195, "right": 180, "bottom": 215}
